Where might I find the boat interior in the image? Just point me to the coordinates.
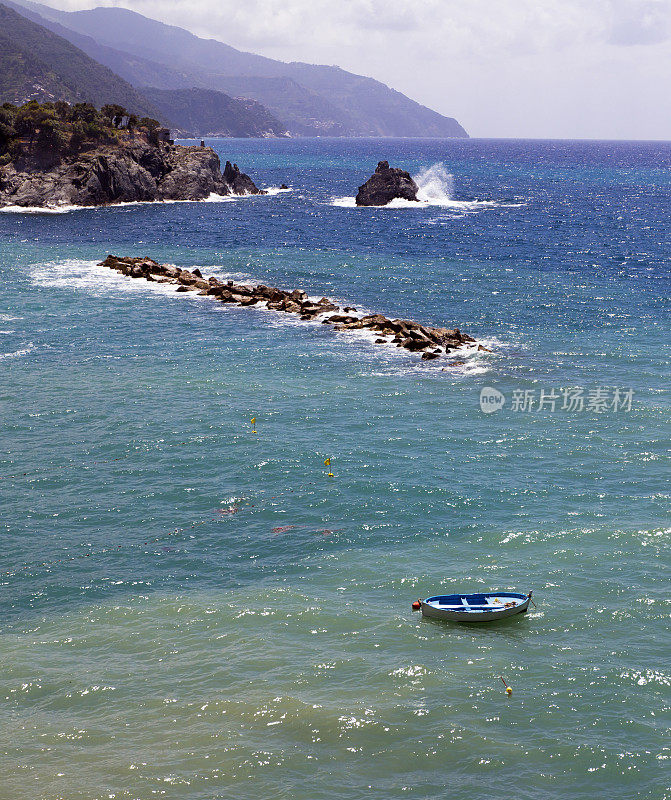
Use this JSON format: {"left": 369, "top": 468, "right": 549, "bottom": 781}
{"left": 426, "top": 593, "right": 524, "bottom": 611}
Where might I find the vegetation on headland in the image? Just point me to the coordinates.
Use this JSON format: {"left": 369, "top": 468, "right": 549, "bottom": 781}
{"left": 0, "top": 100, "right": 163, "bottom": 165}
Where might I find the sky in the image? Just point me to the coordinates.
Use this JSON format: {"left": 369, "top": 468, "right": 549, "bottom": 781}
{"left": 50, "top": 0, "right": 671, "bottom": 139}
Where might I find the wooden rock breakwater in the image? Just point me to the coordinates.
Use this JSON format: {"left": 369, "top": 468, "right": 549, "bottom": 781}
{"left": 99, "top": 255, "right": 484, "bottom": 360}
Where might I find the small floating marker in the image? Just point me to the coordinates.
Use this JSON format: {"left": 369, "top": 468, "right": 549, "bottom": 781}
{"left": 250, "top": 416, "right": 257, "bottom": 434}
{"left": 324, "top": 457, "right": 334, "bottom": 477}
{"left": 412, "top": 600, "right": 421, "bottom": 611}
{"left": 500, "top": 676, "right": 512, "bottom": 696}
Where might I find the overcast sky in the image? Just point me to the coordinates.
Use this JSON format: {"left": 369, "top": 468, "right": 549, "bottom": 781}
{"left": 52, "top": 0, "right": 671, "bottom": 139}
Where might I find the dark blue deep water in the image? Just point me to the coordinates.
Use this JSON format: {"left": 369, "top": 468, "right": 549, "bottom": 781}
{"left": 1, "top": 138, "right": 670, "bottom": 800}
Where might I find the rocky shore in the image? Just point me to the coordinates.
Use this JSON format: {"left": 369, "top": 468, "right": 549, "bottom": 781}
{"left": 100, "top": 255, "right": 487, "bottom": 360}
{"left": 356, "top": 161, "right": 419, "bottom": 206}
{"left": 0, "top": 145, "right": 264, "bottom": 208}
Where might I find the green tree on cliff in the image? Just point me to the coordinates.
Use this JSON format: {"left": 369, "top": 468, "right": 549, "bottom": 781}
{"left": 101, "top": 104, "right": 128, "bottom": 128}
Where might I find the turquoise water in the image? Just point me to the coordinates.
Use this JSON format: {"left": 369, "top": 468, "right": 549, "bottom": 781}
{"left": 0, "top": 138, "right": 669, "bottom": 800}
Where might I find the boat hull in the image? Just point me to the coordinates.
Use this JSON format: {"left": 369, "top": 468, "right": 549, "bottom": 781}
{"left": 420, "top": 592, "right": 530, "bottom": 623}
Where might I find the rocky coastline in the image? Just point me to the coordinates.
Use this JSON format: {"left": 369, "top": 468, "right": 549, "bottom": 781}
{"left": 0, "top": 144, "right": 264, "bottom": 208}
{"left": 100, "top": 255, "right": 488, "bottom": 361}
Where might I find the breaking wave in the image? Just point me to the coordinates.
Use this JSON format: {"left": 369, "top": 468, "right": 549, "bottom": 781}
{"left": 0, "top": 343, "right": 36, "bottom": 361}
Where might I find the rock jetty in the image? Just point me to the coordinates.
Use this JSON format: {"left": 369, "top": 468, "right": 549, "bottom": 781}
{"left": 99, "top": 255, "right": 482, "bottom": 360}
{"left": 0, "top": 144, "right": 265, "bottom": 208}
{"left": 355, "top": 161, "right": 419, "bottom": 206}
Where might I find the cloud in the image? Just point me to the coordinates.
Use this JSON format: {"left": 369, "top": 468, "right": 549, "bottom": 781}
{"left": 608, "top": 0, "right": 671, "bottom": 44}
{"left": 57, "top": 0, "right": 671, "bottom": 56}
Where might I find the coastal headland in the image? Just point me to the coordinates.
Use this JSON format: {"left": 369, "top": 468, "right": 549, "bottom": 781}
{"left": 100, "top": 255, "right": 485, "bottom": 360}
{"left": 0, "top": 101, "right": 264, "bottom": 208}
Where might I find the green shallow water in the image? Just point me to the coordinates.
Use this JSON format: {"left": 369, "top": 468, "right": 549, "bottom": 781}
{"left": 0, "top": 138, "right": 669, "bottom": 799}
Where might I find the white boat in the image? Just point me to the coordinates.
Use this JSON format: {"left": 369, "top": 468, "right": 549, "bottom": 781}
{"left": 413, "top": 591, "right": 532, "bottom": 623}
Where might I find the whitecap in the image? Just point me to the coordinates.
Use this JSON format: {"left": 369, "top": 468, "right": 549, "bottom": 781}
{"left": 0, "top": 343, "right": 35, "bottom": 360}
{"left": 262, "top": 186, "right": 293, "bottom": 196}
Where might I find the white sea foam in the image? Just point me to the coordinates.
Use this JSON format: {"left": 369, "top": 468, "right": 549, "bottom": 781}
{"left": 0, "top": 204, "right": 78, "bottom": 215}
{"left": 0, "top": 190, "right": 284, "bottom": 215}
{"left": 331, "top": 162, "right": 501, "bottom": 212}
{"left": 415, "top": 163, "right": 455, "bottom": 203}
{"left": 29, "top": 259, "right": 253, "bottom": 299}
{"left": 0, "top": 195, "right": 231, "bottom": 214}
{"left": 215, "top": 291, "right": 504, "bottom": 375}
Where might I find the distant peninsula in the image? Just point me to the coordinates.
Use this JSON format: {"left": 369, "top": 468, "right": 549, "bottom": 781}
{"left": 0, "top": 101, "right": 263, "bottom": 208}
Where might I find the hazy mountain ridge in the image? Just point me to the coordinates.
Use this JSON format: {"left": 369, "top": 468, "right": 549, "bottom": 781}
{"left": 2, "top": 0, "right": 199, "bottom": 91}
{"left": 1, "top": 0, "right": 297, "bottom": 138}
{"left": 142, "top": 88, "right": 288, "bottom": 138}
{"left": 8, "top": 0, "right": 468, "bottom": 138}
{"left": 0, "top": 3, "right": 158, "bottom": 116}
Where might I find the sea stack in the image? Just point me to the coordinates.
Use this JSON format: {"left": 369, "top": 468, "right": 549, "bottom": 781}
{"left": 223, "top": 161, "right": 266, "bottom": 195}
{"left": 355, "top": 161, "right": 419, "bottom": 206}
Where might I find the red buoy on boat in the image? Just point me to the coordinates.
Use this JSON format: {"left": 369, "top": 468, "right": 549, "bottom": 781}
{"left": 412, "top": 600, "right": 421, "bottom": 611}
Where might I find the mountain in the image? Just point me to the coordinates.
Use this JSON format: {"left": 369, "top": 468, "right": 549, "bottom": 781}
{"left": 2, "top": 0, "right": 199, "bottom": 90}
{"left": 142, "top": 88, "right": 288, "bottom": 138}
{"left": 208, "top": 77, "right": 358, "bottom": 137}
{"left": 0, "top": 3, "right": 158, "bottom": 117}
{"left": 7, "top": 0, "right": 468, "bottom": 138}
{"left": 0, "top": 1, "right": 293, "bottom": 138}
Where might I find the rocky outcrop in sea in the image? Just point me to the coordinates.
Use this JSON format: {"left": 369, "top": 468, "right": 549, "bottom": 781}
{"left": 355, "top": 161, "right": 419, "bottom": 206}
{"left": 222, "top": 161, "right": 261, "bottom": 195}
{"left": 0, "top": 143, "right": 264, "bottom": 208}
{"left": 99, "top": 255, "right": 488, "bottom": 361}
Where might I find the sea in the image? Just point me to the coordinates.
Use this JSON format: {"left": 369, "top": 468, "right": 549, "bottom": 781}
{"left": 0, "top": 137, "right": 669, "bottom": 800}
